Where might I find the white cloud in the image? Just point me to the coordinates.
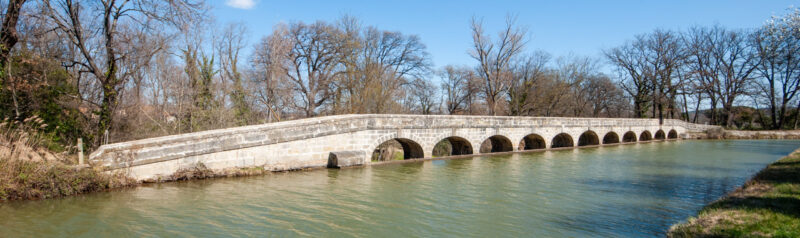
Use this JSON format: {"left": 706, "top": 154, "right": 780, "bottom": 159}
{"left": 225, "top": 0, "right": 256, "bottom": 10}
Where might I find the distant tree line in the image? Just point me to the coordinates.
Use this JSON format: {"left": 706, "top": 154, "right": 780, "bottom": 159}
{"left": 606, "top": 9, "right": 800, "bottom": 129}
{"left": 0, "top": 0, "right": 797, "bottom": 150}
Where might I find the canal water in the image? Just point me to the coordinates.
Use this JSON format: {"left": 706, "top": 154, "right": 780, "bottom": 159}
{"left": 2, "top": 140, "right": 798, "bottom": 237}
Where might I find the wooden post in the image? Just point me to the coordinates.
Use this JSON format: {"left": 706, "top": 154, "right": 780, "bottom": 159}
{"left": 78, "top": 138, "right": 84, "bottom": 165}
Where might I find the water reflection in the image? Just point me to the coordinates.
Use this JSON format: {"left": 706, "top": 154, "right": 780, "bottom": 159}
{"left": 1, "top": 140, "right": 798, "bottom": 237}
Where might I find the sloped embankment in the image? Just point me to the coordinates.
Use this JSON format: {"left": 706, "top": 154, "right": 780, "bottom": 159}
{"left": 668, "top": 149, "right": 800, "bottom": 237}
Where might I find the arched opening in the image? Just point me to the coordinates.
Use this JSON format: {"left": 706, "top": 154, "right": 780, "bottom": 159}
{"left": 432, "top": 136, "right": 473, "bottom": 157}
{"left": 372, "top": 138, "right": 424, "bottom": 162}
{"left": 578, "top": 130, "right": 600, "bottom": 146}
{"left": 551, "top": 133, "right": 574, "bottom": 148}
{"left": 655, "top": 130, "right": 666, "bottom": 140}
{"left": 602, "top": 132, "right": 620, "bottom": 144}
{"left": 668, "top": 129, "right": 678, "bottom": 139}
{"left": 622, "top": 131, "right": 637, "bottom": 143}
{"left": 519, "top": 134, "right": 546, "bottom": 150}
{"left": 479, "top": 135, "right": 514, "bottom": 153}
{"left": 640, "top": 131, "right": 652, "bottom": 141}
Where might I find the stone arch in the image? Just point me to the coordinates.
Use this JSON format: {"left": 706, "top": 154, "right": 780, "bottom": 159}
{"left": 622, "top": 131, "right": 637, "bottom": 142}
{"left": 655, "top": 130, "right": 666, "bottom": 140}
{"left": 668, "top": 129, "right": 678, "bottom": 139}
{"left": 602, "top": 132, "right": 620, "bottom": 144}
{"left": 480, "top": 135, "right": 514, "bottom": 153}
{"left": 432, "top": 136, "right": 473, "bottom": 157}
{"left": 551, "top": 133, "right": 574, "bottom": 148}
{"left": 519, "top": 134, "right": 546, "bottom": 150}
{"left": 578, "top": 130, "right": 600, "bottom": 146}
{"left": 372, "top": 138, "right": 424, "bottom": 161}
{"left": 640, "top": 131, "right": 652, "bottom": 141}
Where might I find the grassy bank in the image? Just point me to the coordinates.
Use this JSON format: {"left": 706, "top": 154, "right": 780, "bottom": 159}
{"left": 0, "top": 158, "right": 134, "bottom": 201}
{"left": 668, "top": 149, "right": 800, "bottom": 237}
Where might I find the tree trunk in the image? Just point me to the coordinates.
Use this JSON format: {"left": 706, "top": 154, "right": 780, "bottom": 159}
{"left": 794, "top": 99, "right": 800, "bottom": 130}
{"left": 709, "top": 96, "right": 717, "bottom": 125}
{"left": 692, "top": 93, "right": 702, "bottom": 123}
{"left": 777, "top": 99, "right": 788, "bottom": 130}
{"left": 0, "top": 0, "right": 25, "bottom": 73}
{"left": 681, "top": 93, "right": 690, "bottom": 121}
{"left": 97, "top": 83, "right": 119, "bottom": 145}
{"left": 769, "top": 79, "right": 779, "bottom": 129}
{"left": 487, "top": 94, "right": 497, "bottom": 116}
{"left": 724, "top": 102, "right": 735, "bottom": 128}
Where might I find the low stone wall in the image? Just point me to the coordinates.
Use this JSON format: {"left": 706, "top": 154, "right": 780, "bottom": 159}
{"left": 720, "top": 129, "right": 800, "bottom": 139}
{"left": 683, "top": 128, "right": 800, "bottom": 140}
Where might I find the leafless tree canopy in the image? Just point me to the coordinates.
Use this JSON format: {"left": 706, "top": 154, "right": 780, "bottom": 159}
{"left": 1, "top": 3, "right": 798, "bottom": 149}
{"left": 469, "top": 15, "right": 527, "bottom": 115}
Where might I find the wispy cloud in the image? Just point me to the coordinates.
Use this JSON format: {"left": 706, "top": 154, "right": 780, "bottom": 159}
{"left": 225, "top": 0, "right": 257, "bottom": 10}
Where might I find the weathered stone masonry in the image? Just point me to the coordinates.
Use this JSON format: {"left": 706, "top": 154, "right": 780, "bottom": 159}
{"left": 89, "top": 114, "right": 719, "bottom": 181}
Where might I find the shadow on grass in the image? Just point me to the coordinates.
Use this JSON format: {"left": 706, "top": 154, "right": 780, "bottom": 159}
{"left": 702, "top": 156, "right": 800, "bottom": 219}
{"left": 709, "top": 196, "right": 800, "bottom": 219}
{"left": 755, "top": 163, "right": 800, "bottom": 184}
{"left": 770, "top": 160, "right": 800, "bottom": 167}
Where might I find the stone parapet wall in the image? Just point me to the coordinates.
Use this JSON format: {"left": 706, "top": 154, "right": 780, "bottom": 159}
{"left": 89, "top": 114, "right": 712, "bottom": 181}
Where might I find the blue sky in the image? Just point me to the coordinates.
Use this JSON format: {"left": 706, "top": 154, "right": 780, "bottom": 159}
{"left": 213, "top": 0, "right": 797, "bottom": 70}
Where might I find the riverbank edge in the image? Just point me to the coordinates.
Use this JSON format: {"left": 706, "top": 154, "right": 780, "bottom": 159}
{"left": 0, "top": 159, "right": 136, "bottom": 201}
{"left": 667, "top": 146, "right": 800, "bottom": 237}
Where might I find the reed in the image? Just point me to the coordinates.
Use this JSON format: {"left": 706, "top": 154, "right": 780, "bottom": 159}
{"left": 0, "top": 116, "right": 134, "bottom": 201}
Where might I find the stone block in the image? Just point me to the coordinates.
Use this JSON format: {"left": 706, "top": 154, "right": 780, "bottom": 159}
{"left": 327, "top": 151, "right": 365, "bottom": 168}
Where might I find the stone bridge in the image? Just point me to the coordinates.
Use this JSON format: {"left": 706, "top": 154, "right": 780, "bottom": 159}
{"left": 89, "top": 114, "right": 718, "bottom": 181}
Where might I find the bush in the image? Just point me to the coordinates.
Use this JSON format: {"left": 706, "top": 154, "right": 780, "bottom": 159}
{"left": 0, "top": 52, "right": 90, "bottom": 152}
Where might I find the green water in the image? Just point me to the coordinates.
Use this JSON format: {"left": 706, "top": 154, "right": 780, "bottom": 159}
{"left": 2, "top": 140, "right": 798, "bottom": 237}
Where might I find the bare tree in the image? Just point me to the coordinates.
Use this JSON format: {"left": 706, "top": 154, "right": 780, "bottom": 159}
{"left": 555, "top": 55, "right": 599, "bottom": 117}
{"left": 439, "top": 65, "right": 475, "bottom": 114}
{"left": 251, "top": 25, "right": 291, "bottom": 122}
{"left": 752, "top": 8, "right": 800, "bottom": 129}
{"left": 583, "top": 74, "right": 626, "bottom": 117}
{"left": 337, "top": 16, "right": 431, "bottom": 114}
{"left": 606, "top": 29, "right": 685, "bottom": 122}
{"left": 407, "top": 78, "right": 437, "bottom": 114}
{"left": 282, "top": 21, "right": 345, "bottom": 117}
{"left": 685, "top": 27, "right": 721, "bottom": 124}
{"left": 217, "top": 22, "right": 251, "bottom": 125}
{"left": 686, "top": 26, "right": 759, "bottom": 127}
{"left": 42, "top": 0, "right": 205, "bottom": 145}
{"left": 647, "top": 30, "right": 685, "bottom": 123}
{"left": 606, "top": 36, "right": 652, "bottom": 118}
{"left": 469, "top": 15, "right": 527, "bottom": 115}
{"left": 507, "top": 50, "right": 550, "bottom": 116}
